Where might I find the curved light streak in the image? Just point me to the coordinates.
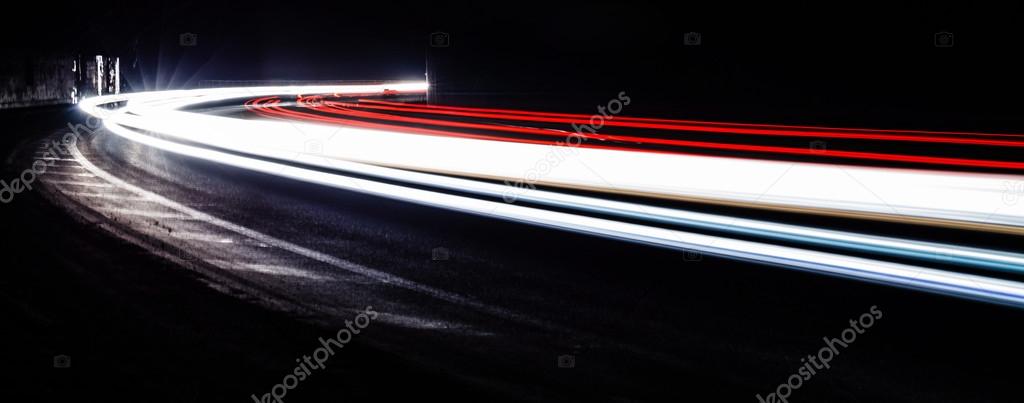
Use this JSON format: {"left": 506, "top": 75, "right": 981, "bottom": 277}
{"left": 78, "top": 85, "right": 1024, "bottom": 308}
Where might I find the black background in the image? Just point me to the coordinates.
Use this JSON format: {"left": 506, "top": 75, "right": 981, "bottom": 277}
{"left": 5, "top": 2, "right": 1023, "bottom": 130}
{"left": 4, "top": 3, "right": 1024, "bottom": 402}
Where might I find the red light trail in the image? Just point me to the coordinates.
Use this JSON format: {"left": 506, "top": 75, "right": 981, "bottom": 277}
{"left": 246, "top": 96, "right": 1024, "bottom": 171}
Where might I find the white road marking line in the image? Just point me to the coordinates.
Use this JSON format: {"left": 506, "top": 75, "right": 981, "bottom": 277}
{"left": 35, "top": 156, "right": 76, "bottom": 161}
{"left": 209, "top": 260, "right": 332, "bottom": 281}
{"left": 68, "top": 137, "right": 542, "bottom": 327}
{"left": 169, "top": 231, "right": 235, "bottom": 243}
{"left": 44, "top": 164, "right": 87, "bottom": 169}
{"left": 46, "top": 180, "right": 114, "bottom": 188}
{"left": 46, "top": 172, "right": 96, "bottom": 177}
{"left": 97, "top": 208, "right": 196, "bottom": 220}
{"left": 62, "top": 191, "right": 147, "bottom": 200}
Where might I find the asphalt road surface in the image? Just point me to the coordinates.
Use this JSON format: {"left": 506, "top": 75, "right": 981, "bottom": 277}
{"left": 4, "top": 99, "right": 1024, "bottom": 402}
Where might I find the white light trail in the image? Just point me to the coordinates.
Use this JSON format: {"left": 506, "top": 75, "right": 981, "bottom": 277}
{"left": 78, "top": 85, "right": 1024, "bottom": 308}
{"left": 83, "top": 88, "right": 1024, "bottom": 234}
